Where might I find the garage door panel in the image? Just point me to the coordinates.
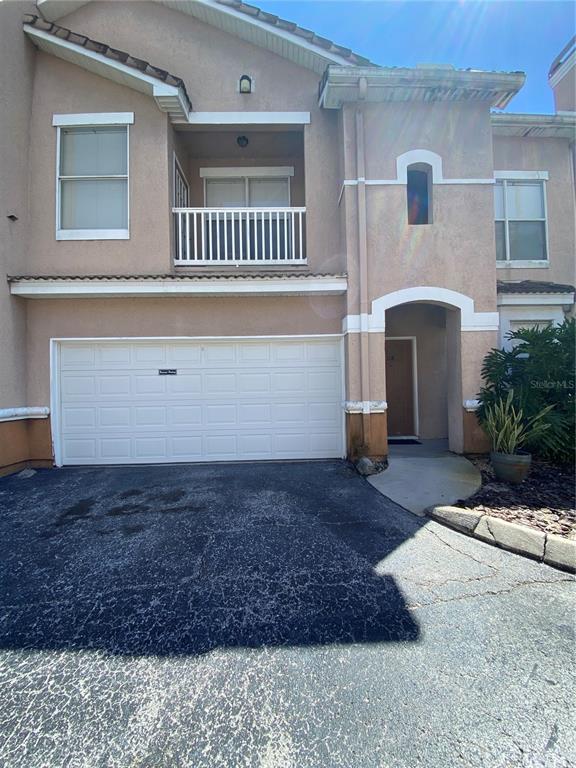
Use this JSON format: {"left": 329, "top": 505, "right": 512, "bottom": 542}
{"left": 205, "top": 373, "right": 236, "bottom": 393}
{"left": 272, "top": 371, "right": 306, "bottom": 392}
{"left": 62, "top": 407, "right": 96, "bottom": 429}
{"left": 239, "top": 344, "right": 270, "bottom": 363}
{"left": 206, "top": 404, "right": 236, "bottom": 425}
{"left": 63, "top": 438, "right": 97, "bottom": 461}
{"left": 274, "top": 343, "right": 306, "bottom": 362}
{"left": 239, "top": 434, "right": 273, "bottom": 456}
{"left": 133, "top": 345, "right": 166, "bottom": 363}
{"left": 205, "top": 345, "right": 236, "bottom": 363}
{"left": 171, "top": 435, "right": 203, "bottom": 458}
{"left": 309, "top": 370, "right": 341, "bottom": 393}
{"left": 101, "top": 438, "right": 132, "bottom": 459}
{"left": 99, "top": 376, "right": 131, "bottom": 396}
{"left": 100, "top": 406, "right": 131, "bottom": 428}
{"left": 99, "top": 346, "right": 132, "bottom": 365}
{"left": 135, "top": 437, "right": 168, "bottom": 459}
{"left": 170, "top": 405, "right": 202, "bottom": 426}
{"left": 169, "top": 374, "right": 202, "bottom": 395}
{"left": 62, "top": 375, "right": 96, "bottom": 397}
{"left": 239, "top": 403, "right": 271, "bottom": 424}
{"left": 135, "top": 406, "right": 167, "bottom": 427}
{"left": 169, "top": 345, "right": 202, "bottom": 364}
{"left": 58, "top": 339, "right": 343, "bottom": 465}
{"left": 134, "top": 375, "right": 165, "bottom": 395}
{"left": 61, "top": 345, "right": 96, "bottom": 367}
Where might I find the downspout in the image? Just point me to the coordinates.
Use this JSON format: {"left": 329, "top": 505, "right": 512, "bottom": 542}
{"left": 355, "top": 77, "right": 371, "bottom": 451}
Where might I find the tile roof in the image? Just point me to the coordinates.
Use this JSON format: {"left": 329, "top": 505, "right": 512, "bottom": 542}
{"left": 23, "top": 13, "right": 193, "bottom": 114}
{"left": 212, "top": 0, "right": 375, "bottom": 67}
{"left": 497, "top": 280, "right": 575, "bottom": 295}
{"left": 7, "top": 272, "right": 346, "bottom": 281}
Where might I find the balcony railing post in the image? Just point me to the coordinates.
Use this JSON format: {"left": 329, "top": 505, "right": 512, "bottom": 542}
{"left": 172, "top": 207, "right": 306, "bottom": 264}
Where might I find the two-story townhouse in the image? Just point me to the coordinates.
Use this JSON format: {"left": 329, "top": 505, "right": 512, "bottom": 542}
{"left": 0, "top": 0, "right": 574, "bottom": 474}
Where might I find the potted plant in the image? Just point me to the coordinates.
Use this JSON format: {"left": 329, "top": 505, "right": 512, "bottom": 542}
{"left": 483, "top": 391, "right": 554, "bottom": 484}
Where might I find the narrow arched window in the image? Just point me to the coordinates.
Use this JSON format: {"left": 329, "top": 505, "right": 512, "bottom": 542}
{"left": 407, "top": 163, "right": 432, "bottom": 225}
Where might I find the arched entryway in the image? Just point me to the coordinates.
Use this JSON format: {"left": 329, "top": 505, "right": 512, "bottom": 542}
{"left": 385, "top": 302, "right": 452, "bottom": 443}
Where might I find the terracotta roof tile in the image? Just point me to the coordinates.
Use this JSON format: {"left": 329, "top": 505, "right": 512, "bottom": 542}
{"left": 497, "top": 280, "right": 575, "bottom": 295}
{"left": 214, "top": 0, "right": 375, "bottom": 66}
{"left": 23, "top": 14, "right": 193, "bottom": 113}
{"left": 7, "top": 272, "right": 346, "bottom": 282}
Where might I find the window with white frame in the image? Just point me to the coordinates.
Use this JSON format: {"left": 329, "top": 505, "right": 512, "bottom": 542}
{"left": 55, "top": 114, "right": 132, "bottom": 240}
{"left": 494, "top": 179, "right": 548, "bottom": 263}
{"left": 202, "top": 168, "right": 292, "bottom": 208}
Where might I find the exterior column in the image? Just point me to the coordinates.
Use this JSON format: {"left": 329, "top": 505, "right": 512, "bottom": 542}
{"left": 446, "top": 309, "right": 496, "bottom": 453}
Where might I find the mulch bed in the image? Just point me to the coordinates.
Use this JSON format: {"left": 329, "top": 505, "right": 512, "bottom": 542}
{"left": 456, "top": 457, "right": 576, "bottom": 538}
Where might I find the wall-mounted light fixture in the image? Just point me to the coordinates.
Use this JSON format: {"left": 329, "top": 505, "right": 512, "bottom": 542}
{"left": 237, "top": 135, "right": 249, "bottom": 148}
{"left": 239, "top": 74, "right": 253, "bottom": 94}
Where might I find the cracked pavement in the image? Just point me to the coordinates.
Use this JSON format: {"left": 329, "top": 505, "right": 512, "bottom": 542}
{"left": 0, "top": 461, "right": 574, "bottom": 767}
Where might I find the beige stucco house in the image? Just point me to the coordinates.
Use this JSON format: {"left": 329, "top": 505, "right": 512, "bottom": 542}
{"left": 0, "top": 1, "right": 574, "bottom": 474}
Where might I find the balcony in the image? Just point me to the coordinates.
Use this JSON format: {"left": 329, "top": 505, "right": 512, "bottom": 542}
{"left": 173, "top": 207, "right": 306, "bottom": 265}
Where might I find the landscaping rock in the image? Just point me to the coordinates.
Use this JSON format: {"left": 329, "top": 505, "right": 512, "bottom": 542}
{"left": 356, "top": 457, "right": 384, "bottom": 476}
{"left": 427, "top": 505, "right": 482, "bottom": 534}
{"left": 17, "top": 468, "right": 36, "bottom": 479}
{"left": 478, "top": 516, "right": 545, "bottom": 559}
{"left": 544, "top": 534, "right": 576, "bottom": 573}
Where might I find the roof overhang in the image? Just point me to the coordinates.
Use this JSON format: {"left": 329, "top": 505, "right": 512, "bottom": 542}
{"left": 36, "top": 0, "right": 372, "bottom": 74}
{"left": 24, "top": 24, "right": 191, "bottom": 123}
{"left": 491, "top": 112, "right": 576, "bottom": 139}
{"left": 497, "top": 292, "right": 574, "bottom": 307}
{"left": 9, "top": 275, "right": 348, "bottom": 299}
{"left": 319, "top": 66, "right": 525, "bottom": 109}
{"left": 549, "top": 37, "right": 575, "bottom": 88}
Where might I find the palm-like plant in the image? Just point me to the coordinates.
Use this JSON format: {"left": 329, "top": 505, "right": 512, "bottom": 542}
{"left": 483, "top": 390, "right": 555, "bottom": 455}
{"left": 477, "top": 319, "right": 575, "bottom": 462}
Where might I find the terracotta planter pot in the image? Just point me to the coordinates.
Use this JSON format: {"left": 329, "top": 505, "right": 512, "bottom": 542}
{"left": 490, "top": 451, "right": 532, "bottom": 484}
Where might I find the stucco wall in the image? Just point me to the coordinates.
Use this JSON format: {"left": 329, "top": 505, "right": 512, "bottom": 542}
{"left": 27, "top": 54, "right": 172, "bottom": 276}
{"left": 341, "top": 101, "right": 498, "bottom": 315}
{"left": 31, "top": 0, "right": 344, "bottom": 275}
{"left": 493, "top": 136, "right": 576, "bottom": 286}
{"left": 0, "top": 1, "right": 36, "bottom": 409}
{"left": 25, "top": 296, "right": 345, "bottom": 404}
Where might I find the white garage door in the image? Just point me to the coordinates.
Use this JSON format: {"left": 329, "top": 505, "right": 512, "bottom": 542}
{"left": 57, "top": 339, "right": 343, "bottom": 465}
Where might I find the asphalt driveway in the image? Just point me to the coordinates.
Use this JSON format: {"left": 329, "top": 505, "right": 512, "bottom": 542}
{"left": 0, "top": 461, "right": 574, "bottom": 767}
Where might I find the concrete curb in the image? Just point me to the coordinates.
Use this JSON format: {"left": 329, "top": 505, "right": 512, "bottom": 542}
{"left": 426, "top": 505, "right": 576, "bottom": 573}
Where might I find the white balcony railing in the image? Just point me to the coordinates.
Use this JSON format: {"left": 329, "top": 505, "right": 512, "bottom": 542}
{"left": 173, "top": 207, "right": 306, "bottom": 265}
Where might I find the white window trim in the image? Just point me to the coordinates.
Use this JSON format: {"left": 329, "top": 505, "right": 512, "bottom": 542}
{"left": 498, "top": 305, "right": 566, "bottom": 349}
{"left": 52, "top": 112, "right": 134, "bottom": 127}
{"left": 494, "top": 175, "right": 549, "bottom": 266}
{"left": 202, "top": 167, "right": 293, "bottom": 208}
{"left": 55, "top": 118, "right": 130, "bottom": 241}
{"left": 199, "top": 166, "right": 294, "bottom": 178}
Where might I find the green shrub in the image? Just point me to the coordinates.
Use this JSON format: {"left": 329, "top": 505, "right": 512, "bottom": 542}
{"left": 477, "top": 318, "right": 575, "bottom": 463}
{"left": 483, "top": 390, "right": 554, "bottom": 454}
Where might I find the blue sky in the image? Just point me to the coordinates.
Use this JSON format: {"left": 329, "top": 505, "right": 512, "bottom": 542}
{"left": 255, "top": 1, "right": 575, "bottom": 113}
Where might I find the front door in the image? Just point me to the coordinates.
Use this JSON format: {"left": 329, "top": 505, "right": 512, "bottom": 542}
{"left": 386, "top": 339, "right": 416, "bottom": 437}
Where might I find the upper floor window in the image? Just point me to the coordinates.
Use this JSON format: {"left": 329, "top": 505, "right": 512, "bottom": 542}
{"left": 407, "top": 163, "right": 432, "bottom": 225}
{"left": 54, "top": 113, "right": 133, "bottom": 240}
{"left": 202, "top": 168, "right": 292, "bottom": 208}
{"left": 494, "top": 179, "right": 548, "bottom": 264}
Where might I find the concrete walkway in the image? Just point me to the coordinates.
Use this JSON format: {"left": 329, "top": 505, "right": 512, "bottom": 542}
{"left": 368, "top": 439, "right": 481, "bottom": 515}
